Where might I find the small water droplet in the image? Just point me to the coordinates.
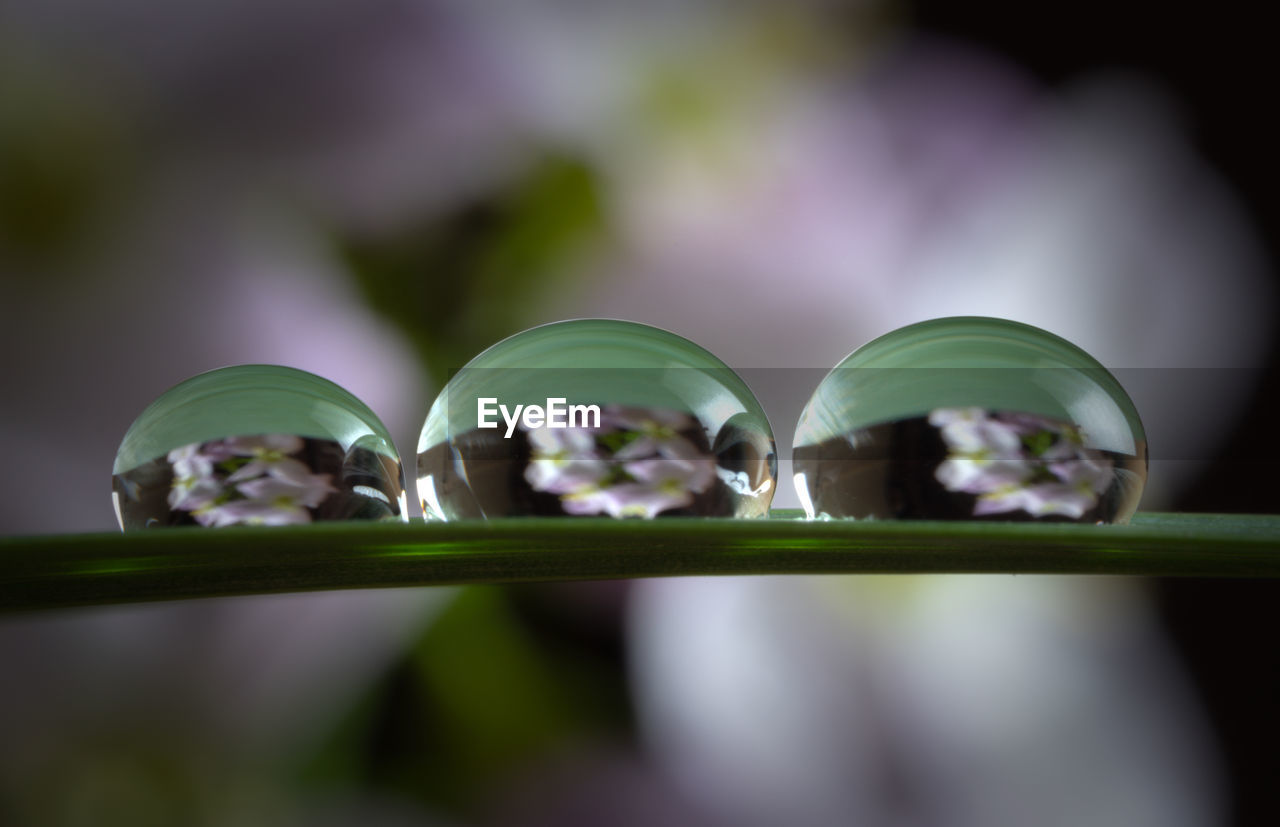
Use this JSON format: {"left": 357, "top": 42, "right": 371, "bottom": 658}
{"left": 792, "top": 317, "right": 1147, "bottom": 523}
{"left": 417, "top": 319, "right": 777, "bottom": 519}
{"left": 112, "top": 365, "right": 406, "bottom": 531}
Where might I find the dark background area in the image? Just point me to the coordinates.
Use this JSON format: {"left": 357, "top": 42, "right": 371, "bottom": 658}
{"left": 915, "top": 3, "right": 1279, "bottom": 822}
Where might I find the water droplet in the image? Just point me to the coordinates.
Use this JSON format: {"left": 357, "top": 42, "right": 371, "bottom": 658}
{"left": 792, "top": 317, "right": 1147, "bottom": 523}
{"left": 418, "top": 319, "right": 777, "bottom": 519}
{"left": 112, "top": 365, "right": 407, "bottom": 531}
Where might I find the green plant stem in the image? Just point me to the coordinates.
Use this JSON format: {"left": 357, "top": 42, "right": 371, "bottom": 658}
{"left": 2, "top": 511, "right": 1278, "bottom": 613}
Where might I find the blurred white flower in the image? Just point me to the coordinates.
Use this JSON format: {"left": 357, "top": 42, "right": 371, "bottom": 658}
{"left": 630, "top": 576, "right": 1225, "bottom": 827}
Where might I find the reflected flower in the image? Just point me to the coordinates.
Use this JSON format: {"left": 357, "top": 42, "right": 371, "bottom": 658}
{"left": 564, "top": 480, "right": 696, "bottom": 519}
{"left": 1049, "top": 456, "right": 1115, "bottom": 494}
{"left": 202, "top": 498, "right": 309, "bottom": 526}
{"left": 935, "top": 457, "right": 1034, "bottom": 495}
{"left": 974, "top": 482, "right": 1099, "bottom": 519}
{"left": 932, "top": 408, "right": 1115, "bottom": 518}
{"left": 624, "top": 455, "right": 716, "bottom": 492}
{"left": 929, "top": 407, "right": 1025, "bottom": 456}
{"left": 931, "top": 407, "right": 1034, "bottom": 495}
{"left": 168, "top": 474, "right": 224, "bottom": 511}
{"left": 236, "top": 474, "right": 336, "bottom": 509}
{"left": 166, "top": 442, "right": 228, "bottom": 510}
{"left": 165, "top": 434, "right": 338, "bottom": 526}
{"left": 167, "top": 443, "right": 215, "bottom": 480}
{"left": 524, "top": 405, "right": 718, "bottom": 518}
{"left": 224, "top": 434, "right": 313, "bottom": 484}
{"left": 562, "top": 454, "right": 715, "bottom": 518}
{"left": 199, "top": 474, "right": 338, "bottom": 526}
{"left": 524, "top": 427, "right": 612, "bottom": 494}
{"left": 605, "top": 406, "right": 705, "bottom": 461}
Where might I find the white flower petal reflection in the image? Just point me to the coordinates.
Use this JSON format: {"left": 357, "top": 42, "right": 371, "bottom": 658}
{"left": 1050, "top": 456, "right": 1116, "bottom": 495}
{"left": 606, "top": 406, "right": 705, "bottom": 461}
{"left": 203, "top": 498, "right": 311, "bottom": 526}
{"left": 935, "top": 457, "right": 1034, "bottom": 494}
{"left": 563, "top": 480, "right": 692, "bottom": 519}
{"left": 223, "top": 434, "right": 313, "bottom": 484}
{"left": 929, "top": 407, "right": 1025, "bottom": 457}
{"left": 624, "top": 455, "right": 717, "bottom": 492}
{"left": 524, "top": 404, "right": 720, "bottom": 518}
{"left": 524, "top": 427, "right": 611, "bottom": 495}
{"left": 236, "top": 474, "right": 337, "bottom": 509}
{"left": 974, "top": 483, "right": 1095, "bottom": 519}
{"left": 559, "top": 456, "right": 717, "bottom": 519}
{"left": 931, "top": 407, "right": 1115, "bottom": 519}
{"left": 167, "top": 443, "right": 215, "bottom": 480}
{"left": 168, "top": 475, "right": 225, "bottom": 512}
{"left": 196, "top": 474, "right": 338, "bottom": 527}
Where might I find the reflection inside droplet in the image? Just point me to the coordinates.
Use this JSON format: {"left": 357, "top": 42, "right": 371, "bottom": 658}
{"left": 417, "top": 319, "right": 777, "bottom": 520}
{"left": 793, "top": 318, "right": 1147, "bottom": 522}
{"left": 112, "top": 365, "right": 406, "bottom": 530}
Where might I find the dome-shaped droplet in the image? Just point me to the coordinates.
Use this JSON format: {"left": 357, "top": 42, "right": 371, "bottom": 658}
{"left": 418, "top": 319, "right": 777, "bottom": 519}
{"left": 792, "top": 317, "right": 1147, "bottom": 523}
{"left": 112, "top": 365, "right": 406, "bottom": 530}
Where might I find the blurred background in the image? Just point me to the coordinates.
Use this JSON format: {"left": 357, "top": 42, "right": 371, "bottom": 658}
{"left": 2, "top": 0, "right": 1278, "bottom": 824}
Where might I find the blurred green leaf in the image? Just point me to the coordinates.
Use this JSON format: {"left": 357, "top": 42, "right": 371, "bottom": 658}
{"left": 0, "top": 53, "right": 134, "bottom": 274}
{"left": 335, "top": 154, "right": 608, "bottom": 386}
{"left": 5, "top": 512, "right": 1280, "bottom": 614}
{"left": 298, "top": 586, "right": 630, "bottom": 816}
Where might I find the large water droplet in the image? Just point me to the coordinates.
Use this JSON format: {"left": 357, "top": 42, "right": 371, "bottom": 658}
{"left": 792, "top": 317, "right": 1147, "bottom": 523}
{"left": 112, "top": 365, "right": 406, "bottom": 530}
{"left": 418, "top": 319, "right": 776, "bottom": 519}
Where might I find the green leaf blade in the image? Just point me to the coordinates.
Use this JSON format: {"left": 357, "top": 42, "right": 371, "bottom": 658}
{"left": 3, "top": 512, "right": 1279, "bottom": 613}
